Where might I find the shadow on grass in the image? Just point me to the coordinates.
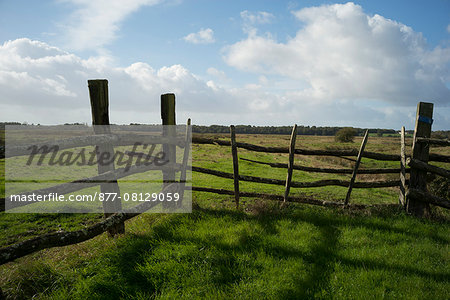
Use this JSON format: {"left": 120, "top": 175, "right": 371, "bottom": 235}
{"left": 19, "top": 204, "right": 450, "bottom": 299}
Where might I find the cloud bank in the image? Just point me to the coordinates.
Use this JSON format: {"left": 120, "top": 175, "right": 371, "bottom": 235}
{"left": 0, "top": 38, "right": 288, "bottom": 125}
{"left": 225, "top": 2, "right": 450, "bottom": 105}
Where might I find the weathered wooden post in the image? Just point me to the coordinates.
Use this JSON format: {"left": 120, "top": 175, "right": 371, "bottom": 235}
{"left": 407, "top": 102, "right": 433, "bottom": 217}
{"left": 230, "top": 125, "right": 240, "bottom": 209}
{"left": 399, "top": 126, "right": 406, "bottom": 208}
{"left": 284, "top": 124, "right": 297, "bottom": 202}
{"left": 344, "top": 129, "right": 369, "bottom": 206}
{"left": 88, "top": 79, "right": 124, "bottom": 235}
{"left": 178, "top": 118, "right": 191, "bottom": 207}
{"left": 161, "top": 94, "right": 176, "bottom": 209}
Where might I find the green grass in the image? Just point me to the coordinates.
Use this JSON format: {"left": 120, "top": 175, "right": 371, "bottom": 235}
{"left": 0, "top": 134, "right": 449, "bottom": 299}
{"left": 1, "top": 202, "right": 449, "bottom": 299}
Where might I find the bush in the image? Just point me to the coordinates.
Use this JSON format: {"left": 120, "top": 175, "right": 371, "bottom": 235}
{"left": 377, "top": 130, "right": 383, "bottom": 137}
{"left": 335, "top": 127, "right": 356, "bottom": 143}
{"left": 428, "top": 176, "right": 449, "bottom": 200}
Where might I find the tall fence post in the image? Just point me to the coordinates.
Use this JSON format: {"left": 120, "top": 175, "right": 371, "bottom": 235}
{"left": 230, "top": 125, "right": 239, "bottom": 209}
{"left": 344, "top": 129, "right": 369, "bottom": 206}
{"left": 178, "top": 118, "right": 191, "bottom": 207}
{"left": 399, "top": 126, "right": 406, "bottom": 208}
{"left": 161, "top": 93, "right": 176, "bottom": 210}
{"left": 88, "top": 79, "right": 124, "bottom": 235}
{"left": 407, "top": 102, "right": 433, "bottom": 217}
{"left": 284, "top": 124, "right": 297, "bottom": 202}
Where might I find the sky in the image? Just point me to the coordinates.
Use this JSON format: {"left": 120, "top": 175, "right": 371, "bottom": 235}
{"left": 0, "top": 0, "right": 449, "bottom": 130}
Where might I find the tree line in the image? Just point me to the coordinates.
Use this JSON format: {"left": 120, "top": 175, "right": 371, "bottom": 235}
{"left": 191, "top": 125, "right": 401, "bottom": 136}
{"left": 2, "top": 122, "right": 448, "bottom": 138}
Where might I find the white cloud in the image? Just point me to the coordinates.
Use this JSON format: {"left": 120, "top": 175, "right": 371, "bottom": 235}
{"left": 240, "top": 10, "right": 275, "bottom": 36}
{"left": 183, "top": 28, "right": 215, "bottom": 44}
{"left": 224, "top": 2, "right": 450, "bottom": 105}
{"left": 206, "top": 67, "right": 228, "bottom": 82}
{"left": 59, "top": 0, "right": 162, "bottom": 51}
{"left": 240, "top": 10, "right": 274, "bottom": 25}
{"left": 0, "top": 39, "right": 79, "bottom": 101}
{"left": 447, "top": 24, "right": 450, "bottom": 33}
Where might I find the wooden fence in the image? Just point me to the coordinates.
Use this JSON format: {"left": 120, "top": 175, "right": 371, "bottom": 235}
{"left": 0, "top": 80, "right": 191, "bottom": 265}
{"left": 188, "top": 103, "right": 448, "bottom": 214}
{"left": 0, "top": 83, "right": 449, "bottom": 267}
{"left": 190, "top": 126, "right": 448, "bottom": 211}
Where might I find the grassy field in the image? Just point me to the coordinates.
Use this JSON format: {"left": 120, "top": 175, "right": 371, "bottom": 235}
{"left": 0, "top": 133, "right": 449, "bottom": 299}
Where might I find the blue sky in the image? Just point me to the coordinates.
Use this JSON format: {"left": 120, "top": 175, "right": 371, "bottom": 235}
{"left": 0, "top": 0, "right": 449, "bottom": 129}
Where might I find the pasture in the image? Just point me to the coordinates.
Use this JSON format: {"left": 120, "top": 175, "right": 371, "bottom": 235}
{"left": 0, "top": 133, "right": 449, "bottom": 299}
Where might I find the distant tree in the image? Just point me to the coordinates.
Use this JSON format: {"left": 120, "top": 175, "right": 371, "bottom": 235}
{"left": 335, "top": 127, "right": 357, "bottom": 143}
{"left": 377, "top": 129, "right": 383, "bottom": 137}
{"left": 432, "top": 131, "right": 450, "bottom": 139}
{"left": 190, "top": 124, "right": 398, "bottom": 137}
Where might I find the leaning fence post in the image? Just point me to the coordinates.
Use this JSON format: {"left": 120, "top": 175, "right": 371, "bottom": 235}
{"left": 407, "top": 102, "right": 433, "bottom": 217}
{"left": 230, "top": 125, "right": 239, "bottom": 209}
{"left": 161, "top": 93, "right": 176, "bottom": 209}
{"left": 344, "top": 129, "right": 369, "bottom": 206}
{"left": 399, "top": 126, "right": 406, "bottom": 208}
{"left": 88, "top": 79, "right": 124, "bottom": 235}
{"left": 178, "top": 118, "right": 191, "bottom": 207}
{"left": 284, "top": 124, "right": 297, "bottom": 202}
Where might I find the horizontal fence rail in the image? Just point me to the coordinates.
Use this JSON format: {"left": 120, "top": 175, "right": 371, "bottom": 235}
{"left": 407, "top": 188, "right": 450, "bottom": 209}
{"left": 415, "top": 137, "right": 450, "bottom": 146}
{"left": 0, "top": 183, "right": 179, "bottom": 265}
{"left": 191, "top": 166, "right": 404, "bottom": 189}
{"left": 240, "top": 157, "right": 410, "bottom": 174}
{"left": 190, "top": 186, "right": 399, "bottom": 210}
{"left": 407, "top": 158, "right": 450, "bottom": 179}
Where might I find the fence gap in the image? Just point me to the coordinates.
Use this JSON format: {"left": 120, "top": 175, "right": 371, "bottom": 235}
{"left": 344, "top": 129, "right": 369, "bottom": 206}
{"left": 88, "top": 79, "right": 124, "bottom": 235}
{"left": 284, "top": 124, "right": 297, "bottom": 202}
{"left": 178, "top": 118, "right": 191, "bottom": 207}
{"left": 407, "top": 102, "right": 433, "bottom": 217}
{"left": 161, "top": 93, "right": 176, "bottom": 209}
{"left": 399, "top": 126, "right": 406, "bottom": 208}
{"left": 230, "top": 125, "right": 239, "bottom": 209}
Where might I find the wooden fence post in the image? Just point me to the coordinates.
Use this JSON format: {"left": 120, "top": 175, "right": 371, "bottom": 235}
{"left": 178, "top": 119, "right": 191, "bottom": 207}
{"left": 161, "top": 94, "right": 176, "bottom": 209}
{"left": 344, "top": 130, "right": 369, "bottom": 206}
{"left": 230, "top": 125, "right": 239, "bottom": 209}
{"left": 407, "top": 102, "right": 433, "bottom": 217}
{"left": 284, "top": 124, "right": 297, "bottom": 202}
{"left": 399, "top": 126, "right": 406, "bottom": 208}
{"left": 88, "top": 79, "right": 124, "bottom": 235}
